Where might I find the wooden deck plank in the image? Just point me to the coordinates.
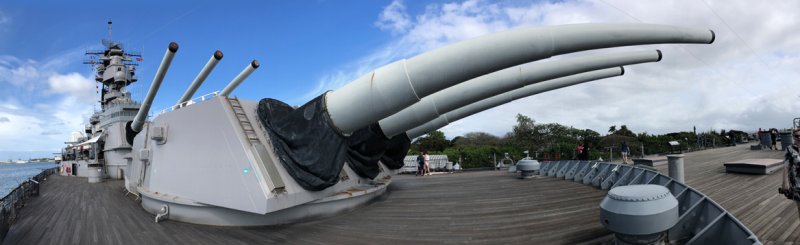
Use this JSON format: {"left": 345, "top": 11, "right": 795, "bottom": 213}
{"left": 3, "top": 144, "right": 799, "bottom": 244}
{"left": 3, "top": 170, "right": 612, "bottom": 245}
{"left": 653, "top": 145, "right": 797, "bottom": 243}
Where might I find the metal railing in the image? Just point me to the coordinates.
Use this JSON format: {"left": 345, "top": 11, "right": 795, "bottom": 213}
{"left": 0, "top": 167, "right": 57, "bottom": 241}
{"left": 153, "top": 91, "right": 220, "bottom": 117}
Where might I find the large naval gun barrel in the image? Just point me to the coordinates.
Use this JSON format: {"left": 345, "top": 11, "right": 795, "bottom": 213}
{"left": 324, "top": 23, "right": 714, "bottom": 134}
{"left": 257, "top": 23, "right": 714, "bottom": 191}
{"left": 177, "top": 50, "right": 223, "bottom": 104}
{"left": 130, "top": 42, "right": 179, "bottom": 134}
{"left": 377, "top": 50, "right": 663, "bottom": 138}
{"left": 406, "top": 67, "right": 625, "bottom": 139}
{"left": 220, "top": 60, "right": 260, "bottom": 97}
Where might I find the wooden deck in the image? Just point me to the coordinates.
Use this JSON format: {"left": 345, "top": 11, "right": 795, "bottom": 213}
{"left": 3, "top": 144, "right": 799, "bottom": 244}
{"left": 649, "top": 145, "right": 797, "bottom": 244}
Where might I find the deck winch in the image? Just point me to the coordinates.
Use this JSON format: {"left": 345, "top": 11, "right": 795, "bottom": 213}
{"left": 515, "top": 160, "right": 540, "bottom": 178}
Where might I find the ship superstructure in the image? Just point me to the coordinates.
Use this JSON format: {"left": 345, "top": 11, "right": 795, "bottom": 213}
{"left": 60, "top": 22, "right": 140, "bottom": 181}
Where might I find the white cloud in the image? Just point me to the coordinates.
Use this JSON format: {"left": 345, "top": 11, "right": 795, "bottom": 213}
{"left": 0, "top": 47, "right": 97, "bottom": 152}
{"left": 0, "top": 112, "right": 46, "bottom": 150}
{"left": 47, "top": 72, "right": 96, "bottom": 102}
{"left": 0, "top": 98, "right": 20, "bottom": 110}
{"left": 302, "top": 0, "right": 515, "bottom": 102}
{"left": 0, "top": 96, "right": 93, "bottom": 152}
{"left": 315, "top": 0, "right": 800, "bottom": 139}
{"left": 0, "top": 61, "right": 40, "bottom": 89}
{"left": 375, "top": 0, "right": 411, "bottom": 34}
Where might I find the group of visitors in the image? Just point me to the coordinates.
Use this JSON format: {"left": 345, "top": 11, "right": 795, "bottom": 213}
{"left": 416, "top": 151, "right": 431, "bottom": 176}
{"left": 575, "top": 141, "right": 631, "bottom": 164}
{"left": 575, "top": 143, "right": 591, "bottom": 161}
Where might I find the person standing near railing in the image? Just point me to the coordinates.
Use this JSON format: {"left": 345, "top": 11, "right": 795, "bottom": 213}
{"left": 620, "top": 141, "right": 630, "bottom": 164}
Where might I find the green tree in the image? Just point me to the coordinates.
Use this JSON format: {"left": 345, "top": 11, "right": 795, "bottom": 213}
{"left": 608, "top": 125, "right": 617, "bottom": 134}
{"left": 414, "top": 130, "right": 449, "bottom": 152}
{"left": 512, "top": 114, "right": 536, "bottom": 152}
{"left": 617, "top": 125, "right": 636, "bottom": 137}
{"left": 453, "top": 132, "right": 500, "bottom": 147}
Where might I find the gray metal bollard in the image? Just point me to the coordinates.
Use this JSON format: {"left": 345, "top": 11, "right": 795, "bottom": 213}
{"left": 761, "top": 134, "right": 772, "bottom": 149}
{"left": 780, "top": 132, "right": 793, "bottom": 151}
{"left": 667, "top": 154, "right": 685, "bottom": 184}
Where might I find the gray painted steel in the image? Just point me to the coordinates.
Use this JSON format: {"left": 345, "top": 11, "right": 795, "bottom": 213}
{"left": 380, "top": 50, "right": 661, "bottom": 138}
{"left": 326, "top": 23, "right": 714, "bottom": 134}
{"left": 600, "top": 185, "right": 679, "bottom": 236}
{"left": 668, "top": 154, "right": 685, "bottom": 184}
{"left": 60, "top": 34, "right": 147, "bottom": 180}
{"left": 537, "top": 160, "right": 761, "bottom": 244}
{"left": 516, "top": 159, "right": 540, "bottom": 177}
{"left": 177, "top": 50, "right": 223, "bottom": 104}
{"left": 219, "top": 60, "right": 259, "bottom": 97}
{"left": 760, "top": 134, "right": 773, "bottom": 149}
{"left": 405, "top": 68, "right": 623, "bottom": 139}
{"left": 126, "top": 96, "right": 395, "bottom": 225}
{"left": 87, "top": 166, "right": 102, "bottom": 183}
{"left": 780, "top": 132, "right": 793, "bottom": 150}
{"left": 132, "top": 42, "right": 179, "bottom": 133}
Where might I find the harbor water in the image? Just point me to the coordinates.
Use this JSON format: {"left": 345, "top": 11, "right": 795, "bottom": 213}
{"left": 0, "top": 162, "right": 57, "bottom": 198}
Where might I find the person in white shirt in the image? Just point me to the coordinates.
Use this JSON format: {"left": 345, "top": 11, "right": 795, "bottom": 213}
{"left": 423, "top": 151, "right": 431, "bottom": 176}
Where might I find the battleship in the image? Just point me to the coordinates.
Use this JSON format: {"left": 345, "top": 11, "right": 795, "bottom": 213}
{"left": 7, "top": 22, "right": 796, "bottom": 244}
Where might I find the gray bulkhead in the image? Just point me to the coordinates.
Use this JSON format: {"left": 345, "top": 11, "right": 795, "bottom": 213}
{"left": 127, "top": 96, "right": 379, "bottom": 216}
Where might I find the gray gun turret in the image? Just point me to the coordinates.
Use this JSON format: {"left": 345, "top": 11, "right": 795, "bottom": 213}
{"left": 124, "top": 23, "right": 715, "bottom": 227}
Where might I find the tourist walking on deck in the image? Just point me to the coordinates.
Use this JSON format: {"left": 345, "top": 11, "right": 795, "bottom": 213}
{"left": 771, "top": 128, "right": 779, "bottom": 150}
{"left": 581, "top": 143, "right": 591, "bottom": 161}
{"left": 780, "top": 128, "right": 800, "bottom": 219}
{"left": 416, "top": 152, "right": 425, "bottom": 176}
{"left": 423, "top": 151, "right": 431, "bottom": 176}
{"left": 620, "top": 141, "right": 630, "bottom": 164}
{"left": 758, "top": 128, "right": 762, "bottom": 142}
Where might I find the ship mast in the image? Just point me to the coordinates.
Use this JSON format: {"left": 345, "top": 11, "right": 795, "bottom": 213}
{"left": 83, "top": 21, "right": 142, "bottom": 111}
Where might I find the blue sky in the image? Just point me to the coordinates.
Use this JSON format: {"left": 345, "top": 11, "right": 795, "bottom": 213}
{"left": 1, "top": 0, "right": 800, "bottom": 160}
